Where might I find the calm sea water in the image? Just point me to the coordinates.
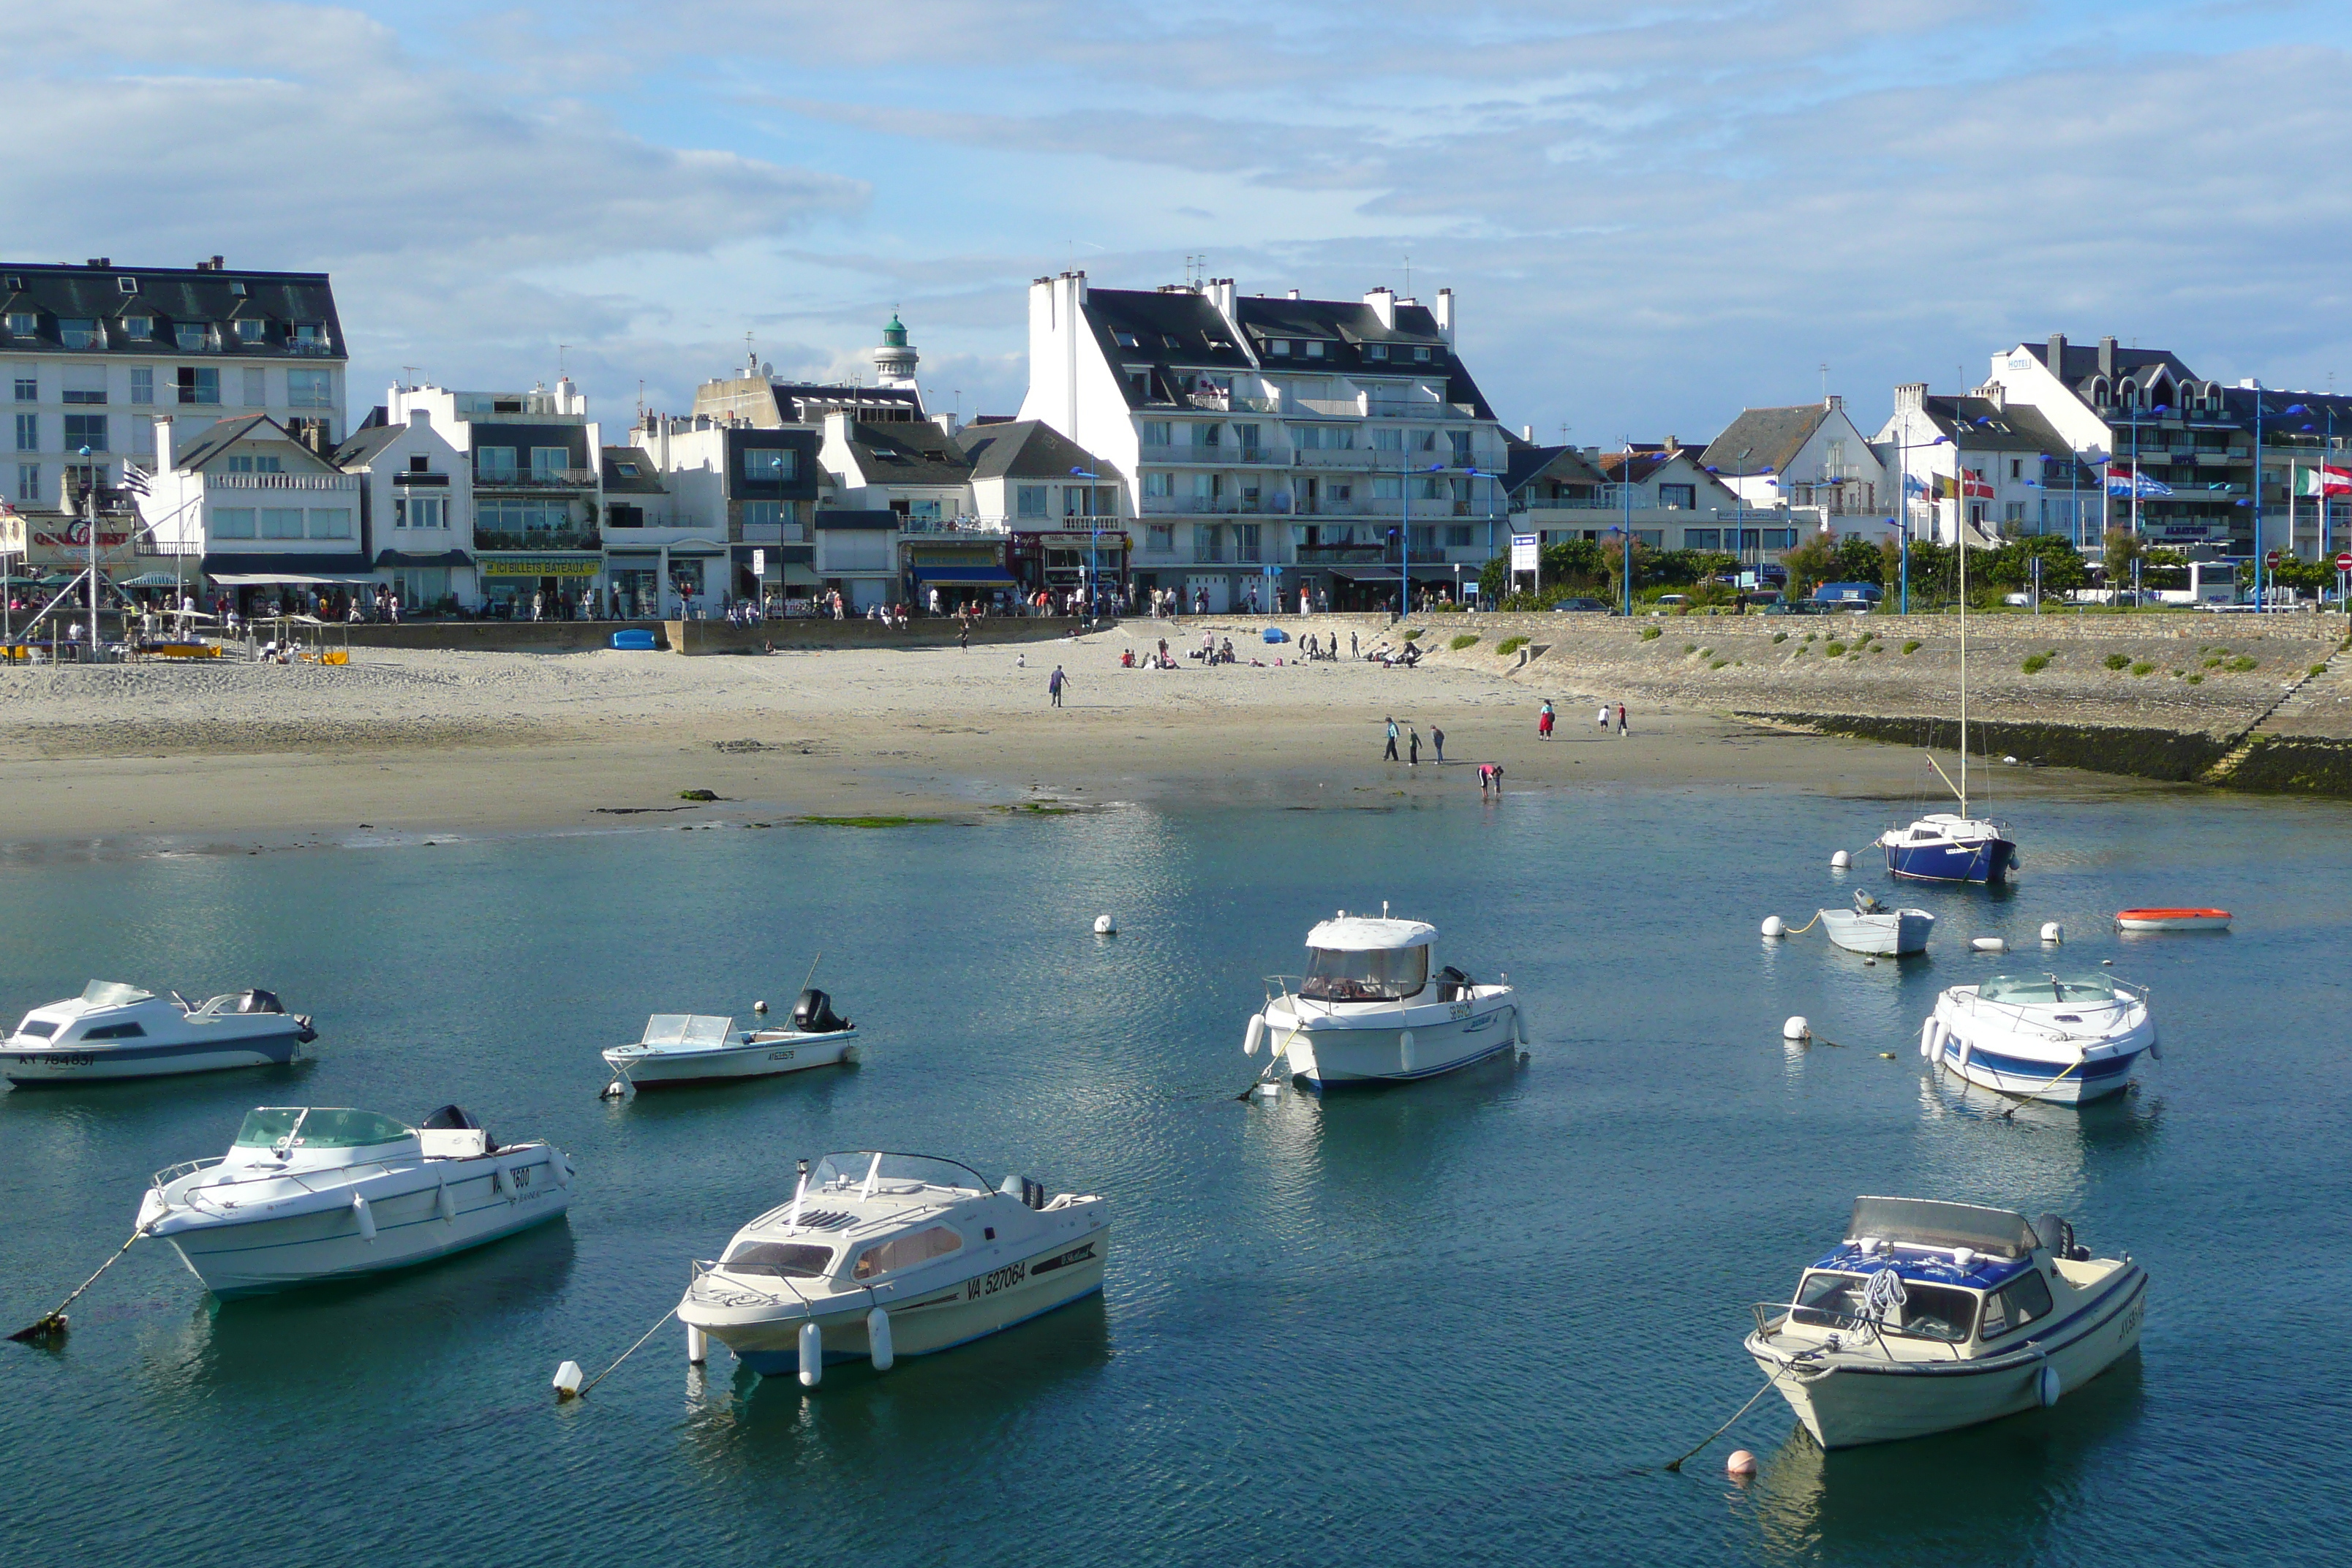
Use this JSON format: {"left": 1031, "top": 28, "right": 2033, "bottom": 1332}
{"left": 3, "top": 783, "right": 2348, "bottom": 1567}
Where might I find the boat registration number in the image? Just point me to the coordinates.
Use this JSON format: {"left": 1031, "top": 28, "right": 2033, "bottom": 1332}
{"left": 2119, "top": 1298, "right": 2144, "bottom": 1341}
{"left": 1450, "top": 1002, "right": 1471, "bottom": 1021}
{"left": 42, "top": 1053, "right": 95, "bottom": 1069}
{"left": 968, "top": 1262, "right": 1026, "bottom": 1300}
{"left": 767, "top": 1049, "right": 796, "bottom": 1062}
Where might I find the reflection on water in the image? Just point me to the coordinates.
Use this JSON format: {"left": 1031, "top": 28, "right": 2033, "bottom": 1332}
{"left": 1912, "top": 1070, "right": 2168, "bottom": 1213}
{"left": 1743, "top": 1353, "right": 2146, "bottom": 1561}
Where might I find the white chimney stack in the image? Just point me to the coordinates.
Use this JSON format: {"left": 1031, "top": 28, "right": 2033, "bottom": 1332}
{"left": 1363, "top": 287, "right": 1397, "bottom": 331}
{"left": 1435, "top": 287, "right": 1455, "bottom": 345}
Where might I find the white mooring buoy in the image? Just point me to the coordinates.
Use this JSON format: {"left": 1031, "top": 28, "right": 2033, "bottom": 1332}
{"left": 1760, "top": 915, "right": 1787, "bottom": 938}
{"left": 753, "top": 999, "right": 769, "bottom": 1015}
{"left": 553, "top": 1360, "right": 584, "bottom": 1400}
{"left": 1783, "top": 1016, "right": 1811, "bottom": 1041}
{"left": 2040, "top": 922, "right": 2064, "bottom": 944}
{"left": 797, "top": 1320, "right": 823, "bottom": 1388}
{"left": 1830, "top": 850, "right": 1852, "bottom": 870}
{"left": 1093, "top": 913, "right": 1116, "bottom": 935}
{"left": 1727, "top": 1449, "right": 1758, "bottom": 1478}
{"left": 1972, "top": 936, "right": 2006, "bottom": 954}
{"left": 686, "top": 1324, "right": 707, "bottom": 1366}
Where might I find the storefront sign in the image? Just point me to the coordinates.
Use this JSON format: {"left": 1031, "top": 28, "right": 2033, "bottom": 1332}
{"left": 480, "top": 556, "right": 602, "bottom": 578}
{"left": 908, "top": 546, "right": 1002, "bottom": 568}
{"left": 27, "top": 516, "right": 135, "bottom": 566}
{"left": 0, "top": 513, "right": 23, "bottom": 554}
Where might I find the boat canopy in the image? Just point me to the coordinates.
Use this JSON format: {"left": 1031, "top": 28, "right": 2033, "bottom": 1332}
{"left": 809, "top": 1151, "right": 991, "bottom": 1197}
{"left": 232, "top": 1107, "right": 415, "bottom": 1150}
{"left": 80, "top": 980, "right": 155, "bottom": 1008}
{"left": 1847, "top": 1196, "right": 2038, "bottom": 1260}
{"left": 1303, "top": 916, "right": 1436, "bottom": 952}
{"left": 642, "top": 1014, "right": 734, "bottom": 1047}
{"left": 1977, "top": 973, "right": 2122, "bottom": 1005}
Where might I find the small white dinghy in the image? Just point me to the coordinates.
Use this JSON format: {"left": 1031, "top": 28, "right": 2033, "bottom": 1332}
{"left": 1245, "top": 908, "right": 1525, "bottom": 1088}
{"left": 1921, "top": 970, "right": 2156, "bottom": 1104}
{"left": 4, "top": 980, "right": 314, "bottom": 1086}
{"left": 137, "top": 1105, "right": 573, "bottom": 1297}
{"left": 679, "top": 1151, "right": 1109, "bottom": 1384}
{"left": 1744, "top": 1196, "right": 2147, "bottom": 1450}
{"left": 602, "top": 989, "right": 857, "bottom": 1093}
{"left": 1817, "top": 891, "right": 1935, "bottom": 957}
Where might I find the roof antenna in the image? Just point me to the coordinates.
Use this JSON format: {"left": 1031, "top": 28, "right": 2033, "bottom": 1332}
{"left": 1819, "top": 361, "right": 1828, "bottom": 401}
{"left": 559, "top": 344, "right": 570, "bottom": 381}
{"left": 1403, "top": 253, "right": 1411, "bottom": 297}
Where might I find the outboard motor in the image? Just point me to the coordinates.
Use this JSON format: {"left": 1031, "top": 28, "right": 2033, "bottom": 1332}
{"left": 235, "top": 989, "right": 285, "bottom": 1014}
{"left": 1436, "top": 965, "right": 1474, "bottom": 1003}
{"left": 2033, "top": 1213, "right": 2086, "bottom": 1261}
{"left": 421, "top": 1104, "right": 495, "bottom": 1153}
{"left": 792, "top": 987, "right": 849, "bottom": 1034}
{"left": 998, "top": 1175, "right": 1048, "bottom": 1210}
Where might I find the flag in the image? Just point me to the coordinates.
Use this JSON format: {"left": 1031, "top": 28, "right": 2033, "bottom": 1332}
{"left": 118, "top": 464, "right": 151, "bottom": 497}
{"left": 2296, "top": 464, "right": 2352, "bottom": 497}
{"left": 2106, "top": 467, "right": 2172, "bottom": 497}
{"left": 1902, "top": 473, "right": 1928, "bottom": 496}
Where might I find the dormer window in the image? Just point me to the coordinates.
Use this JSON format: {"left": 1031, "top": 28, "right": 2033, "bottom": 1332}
{"left": 122, "top": 315, "right": 154, "bottom": 341}
{"left": 1114, "top": 331, "right": 1140, "bottom": 349}
{"left": 176, "top": 324, "right": 209, "bottom": 352}
{"left": 4, "top": 312, "right": 35, "bottom": 336}
{"left": 1305, "top": 341, "right": 1325, "bottom": 359}
{"left": 235, "top": 319, "right": 265, "bottom": 343}
{"left": 1364, "top": 344, "right": 1387, "bottom": 361}
{"left": 1267, "top": 339, "right": 1291, "bottom": 356}
{"left": 1414, "top": 346, "right": 1433, "bottom": 362}
{"left": 117, "top": 276, "right": 138, "bottom": 295}
{"left": 59, "top": 319, "right": 100, "bottom": 350}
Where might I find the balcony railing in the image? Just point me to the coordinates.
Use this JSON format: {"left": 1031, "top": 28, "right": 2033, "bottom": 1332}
{"left": 1291, "top": 448, "right": 1372, "bottom": 468}
{"left": 206, "top": 472, "right": 360, "bottom": 491}
{"left": 1234, "top": 447, "right": 1279, "bottom": 464}
{"left": 284, "top": 338, "right": 337, "bottom": 357}
{"left": 1139, "top": 442, "right": 1231, "bottom": 463}
{"left": 901, "top": 514, "right": 1009, "bottom": 535}
{"left": 1295, "top": 543, "right": 1389, "bottom": 563}
{"left": 474, "top": 528, "right": 603, "bottom": 552}
{"left": 477, "top": 468, "right": 599, "bottom": 489}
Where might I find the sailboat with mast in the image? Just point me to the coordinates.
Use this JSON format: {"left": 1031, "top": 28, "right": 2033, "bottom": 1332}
{"left": 1877, "top": 476, "right": 2018, "bottom": 885}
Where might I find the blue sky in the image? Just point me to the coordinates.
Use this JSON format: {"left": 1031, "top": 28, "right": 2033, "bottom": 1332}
{"left": 18, "top": 1, "right": 2352, "bottom": 444}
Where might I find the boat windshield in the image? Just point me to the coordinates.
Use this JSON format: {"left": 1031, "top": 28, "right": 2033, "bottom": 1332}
{"left": 1300, "top": 945, "right": 1429, "bottom": 1002}
{"left": 809, "top": 1151, "right": 991, "bottom": 1197}
{"left": 1978, "top": 973, "right": 2120, "bottom": 1005}
{"left": 720, "top": 1240, "right": 834, "bottom": 1279}
{"left": 80, "top": 980, "right": 154, "bottom": 1008}
{"left": 1793, "top": 1270, "right": 1977, "bottom": 1343}
{"left": 642, "top": 1014, "right": 733, "bottom": 1046}
{"left": 231, "top": 1107, "right": 413, "bottom": 1149}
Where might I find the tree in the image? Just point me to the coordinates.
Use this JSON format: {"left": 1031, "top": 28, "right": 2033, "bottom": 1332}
{"left": 2102, "top": 529, "right": 2146, "bottom": 595}
{"left": 1831, "top": 535, "right": 1885, "bottom": 585}
{"left": 1780, "top": 532, "right": 1840, "bottom": 600}
{"left": 1983, "top": 535, "right": 2087, "bottom": 596}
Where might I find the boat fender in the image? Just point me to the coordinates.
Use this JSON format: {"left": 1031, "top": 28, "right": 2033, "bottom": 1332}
{"left": 2038, "top": 1362, "right": 2062, "bottom": 1409}
{"left": 1831, "top": 850, "right": 1851, "bottom": 870}
{"left": 798, "top": 1321, "right": 823, "bottom": 1388}
{"left": 2148, "top": 1037, "right": 2160, "bottom": 1062}
{"left": 867, "top": 1308, "right": 894, "bottom": 1372}
{"left": 1398, "top": 1030, "right": 1415, "bottom": 1074}
{"left": 842, "top": 1043, "right": 861, "bottom": 1065}
{"left": 753, "top": 999, "right": 769, "bottom": 1014}
{"left": 552, "top": 1360, "right": 584, "bottom": 1398}
{"left": 1093, "top": 913, "right": 1117, "bottom": 936}
{"left": 1513, "top": 1006, "right": 1530, "bottom": 1048}
{"left": 1954, "top": 1034, "right": 1972, "bottom": 1071}
{"left": 1919, "top": 1018, "right": 1937, "bottom": 1060}
{"left": 1972, "top": 936, "right": 2005, "bottom": 953}
{"left": 1783, "top": 1016, "right": 1810, "bottom": 1041}
{"left": 555, "top": 1153, "right": 573, "bottom": 1188}
{"left": 686, "top": 1324, "right": 707, "bottom": 1366}
{"left": 436, "top": 1179, "right": 456, "bottom": 1224}
{"left": 1244, "top": 1016, "right": 1265, "bottom": 1058}
{"left": 351, "top": 1193, "right": 376, "bottom": 1243}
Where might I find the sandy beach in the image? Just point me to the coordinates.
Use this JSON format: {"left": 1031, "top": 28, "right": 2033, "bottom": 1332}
{"left": 0, "top": 621, "right": 2173, "bottom": 853}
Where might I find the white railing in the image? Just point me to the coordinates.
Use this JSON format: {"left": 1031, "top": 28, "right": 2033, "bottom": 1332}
{"left": 1290, "top": 396, "right": 1362, "bottom": 418}
{"left": 205, "top": 472, "right": 359, "bottom": 491}
{"left": 1292, "top": 448, "right": 1373, "bottom": 468}
{"left": 902, "top": 515, "right": 1010, "bottom": 535}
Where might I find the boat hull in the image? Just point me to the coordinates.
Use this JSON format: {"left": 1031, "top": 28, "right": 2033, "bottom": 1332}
{"left": 3, "top": 1022, "right": 309, "bottom": 1086}
{"left": 1749, "top": 1265, "right": 2146, "bottom": 1449}
{"left": 2115, "top": 909, "right": 2229, "bottom": 932}
{"left": 714, "top": 1226, "right": 1110, "bottom": 1376}
{"left": 1922, "top": 1011, "right": 2152, "bottom": 1105}
{"left": 1884, "top": 836, "right": 2015, "bottom": 885}
{"left": 1277, "top": 1000, "right": 1519, "bottom": 1086}
{"left": 150, "top": 1147, "right": 570, "bottom": 1297}
{"left": 1820, "top": 909, "right": 1934, "bottom": 956}
{"left": 604, "top": 1028, "right": 857, "bottom": 1087}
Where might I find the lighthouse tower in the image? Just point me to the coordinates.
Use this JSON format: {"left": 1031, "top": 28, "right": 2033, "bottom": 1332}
{"left": 872, "top": 312, "right": 919, "bottom": 388}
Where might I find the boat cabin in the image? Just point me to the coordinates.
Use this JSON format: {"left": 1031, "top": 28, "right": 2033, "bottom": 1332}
{"left": 1300, "top": 915, "right": 1436, "bottom": 1003}
{"left": 1970, "top": 973, "right": 2126, "bottom": 1009}
{"left": 712, "top": 1150, "right": 1036, "bottom": 1289}
{"left": 219, "top": 1107, "right": 421, "bottom": 1174}
{"left": 1779, "top": 1196, "right": 2080, "bottom": 1356}
{"left": 8, "top": 980, "right": 287, "bottom": 1045}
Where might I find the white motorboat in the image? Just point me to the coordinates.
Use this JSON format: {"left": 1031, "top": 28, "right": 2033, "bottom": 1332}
{"left": 135, "top": 1104, "right": 573, "bottom": 1297}
{"left": 3, "top": 980, "right": 315, "bottom": 1086}
{"left": 1817, "top": 891, "right": 1934, "bottom": 957}
{"left": 1920, "top": 970, "right": 2156, "bottom": 1104}
{"left": 1245, "top": 909, "right": 1525, "bottom": 1088}
{"left": 678, "top": 1150, "right": 1108, "bottom": 1384}
{"left": 1744, "top": 1196, "right": 2146, "bottom": 1450}
{"left": 602, "top": 989, "right": 857, "bottom": 1092}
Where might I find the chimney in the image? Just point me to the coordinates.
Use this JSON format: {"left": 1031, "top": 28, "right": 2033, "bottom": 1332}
{"left": 1434, "top": 287, "right": 1454, "bottom": 346}
{"left": 2047, "top": 333, "right": 2067, "bottom": 375}
{"left": 1896, "top": 382, "right": 1927, "bottom": 415}
{"left": 2098, "top": 336, "right": 2117, "bottom": 378}
{"left": 86, "top": 257, "right": 110, "bottom": 269}
{"left": 1982, "top": 382, "right": 2005, "bottom": 412}
{"left": 932, "top": 412, "right": 961, "bottom": 437}
{"left": 1363, "top": 287, "right": 1397, "bottom": 331}
{"left": 1206, "top": 277, "right": 1238, "bottom": 338}
{"left": 1825, "top": 393, "right": 1843, "bottom": 411}
{"left": 1521, "top": 424, "right": 1533, "bottom": 441}
{"left": 1286, "top": 288, "right": 1300, "bottom": 301}
{"left": 407, "top": 407, "right": 431, "bottom": 428}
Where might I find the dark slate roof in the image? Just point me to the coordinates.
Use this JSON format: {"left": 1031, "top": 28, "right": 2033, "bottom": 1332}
{"left": 0, "top": 261, "right": 344, "bottom": 358}
{"left": 1697, "top": 406, "right": 1829, "bottom": 478}
{"left": 2019, "top": 340, "right": 2198, "bottom": 396}
{"left": 1501, "top": 440, "right": 1606, "bottom": 496}
{"left": 1919, "top": 396, "right": 2076, "bottom": 459}
{"left": 1233, "top": 295, "right": 1496, "bottom": 421}
{"left": 173, "top": 415, "right": 285, "bottom": 470}
{"left": 954, "top": 419, "right": 1110, "bottom": 481}
{"left": 2223, "top": 388, "right": 2352, "bottom": 434}
{"left": 332, "top": 424, "right": 403, "bottom": 470}
{"left": 846, "top": 420, "right": 971, "bottom": 486}
{"left": 600, "top": 446, "right": 667, "bottom": 494}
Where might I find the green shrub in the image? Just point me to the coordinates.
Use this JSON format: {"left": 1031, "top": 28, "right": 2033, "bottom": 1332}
{"left": 1803, "top": 631, "right": 1817, "bottom": 642}
{"left": 1710, "top": 657, "right": 1729, "bottom": 669}
{"left": 1640, "top": 626, "right": 1662, "bottom": 641}
{"left": 2313, "top": 663, "right": 2330, "bottom": 679}
{"left": 1498, "top": 635, "right": 1529, "bottom": 655}
{"left": 2201, "top": 656, "right": 2223, "bottom": 668}
{"left": 1403, "top": 629, "right": 1423, "bottom": 641}
{"left": 1793, "top": 647, "right": 1809, "bottom": 657}
{"left": 1772, "top": 631, "right": 1789, "bottom": 644}
{"left": 1825, "top": 641, "right": 1847, "bottom": 657}
{"left": 1449, "top": 633, "right": 1480, "bottom": 652}
{"left": 2225, "top": 655, "right": 2258, "bottom": 672}
{"left": 2103, "top": 653, "right": 2130, "bottom": 671}
{"left": 1684, "top": 642, "right": 1698, "bottom": 653}
{"left": 2021, "top": 654, "right": 2051, "bottom": 674}
{"left": 2186, "top": 673, "right": 2204, "bottom": 684}
{"left": 2130, "top": 661, "right": 2155, "bottom": 676}
{"left": 1902, "top": 639, "right": 1922, "bottom": 654}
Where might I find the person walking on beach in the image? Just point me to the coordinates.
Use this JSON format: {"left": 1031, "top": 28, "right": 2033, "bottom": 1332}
{"left": 1049, "top": 665, "right": 1068, "bottom": 707}
{"left": 1597, "top": 703, "right": 1610, "bottom": 735}
{"left": 1616, "top": 702, "right": 1629, "bottom": 736}
{"left": 1538, "top": 700, "right": 1554, "bottom": 740}
{"left": 1383, "top": 717, "right": 1400, "bottom": 761}
{"left": 1431, "top": 725, "right": 1445, "bottom": 763}
{"left": 1408, "top": 726, "right": 1420, "bottom": 766}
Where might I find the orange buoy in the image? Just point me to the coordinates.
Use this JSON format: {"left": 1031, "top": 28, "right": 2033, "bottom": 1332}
{"left": 2114, "top": 908, "right": 2231, "bottom": 932}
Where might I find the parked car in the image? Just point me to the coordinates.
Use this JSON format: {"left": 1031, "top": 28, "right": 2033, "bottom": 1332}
{"left": 1551, "top": 597, "right": 1609, "bottom": 612}
{"left": 1654, "top": 593, "right": 1692, "bottom": 608}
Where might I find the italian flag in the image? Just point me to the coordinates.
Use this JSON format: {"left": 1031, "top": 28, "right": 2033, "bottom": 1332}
{"left": 2296, "top": 464, "right": 2352, "bottom": 497}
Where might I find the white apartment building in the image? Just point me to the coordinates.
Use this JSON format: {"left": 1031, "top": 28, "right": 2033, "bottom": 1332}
{"left": 140, "top": 413, "right": 368, "bottom": 602}
{"left": 334, "top": 407, "right": 475, "bottom": 610}
{"left": 1698, "top": 398, "right": 1886, "bottom": 520}
{"left": 386, "top": 380, "right": 604, "bottom": 614}
{"left": 1019, "top": 272, "right": 1511, "bottom": 611}
{"left": 1872, "top": 384, "right": 2080, "bottom": 547}
{"left": 3, "top": 256, "right": 344, "bottom": 571}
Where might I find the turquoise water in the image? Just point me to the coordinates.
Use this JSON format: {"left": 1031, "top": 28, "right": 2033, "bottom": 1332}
{"left": 2, "top": 787, "right": 2347, "bottom": 1566}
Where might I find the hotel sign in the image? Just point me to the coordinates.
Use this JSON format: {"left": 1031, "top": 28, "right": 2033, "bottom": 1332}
{"left": 480, "top": 556, "right": 602, "bottom": 578}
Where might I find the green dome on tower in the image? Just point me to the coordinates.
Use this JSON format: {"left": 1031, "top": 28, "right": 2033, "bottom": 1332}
{"left": 881, "top": 313, "right": 908, "bottom": 348}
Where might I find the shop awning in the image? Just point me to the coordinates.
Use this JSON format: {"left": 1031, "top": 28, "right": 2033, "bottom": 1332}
{"left": 374, "top": 549, "right": 472, "bottom": 567}
{"left": 208, "top": 572, "right": 380, "bottom": 587}
{"left": 1324, "top": 563, "right": 1463, "bottom": 582}
{"left": 778, "top": 565, "right": 823, "bottom": 586}
{"left": 910, "top": 565, "right": 1017, "bottom": 584}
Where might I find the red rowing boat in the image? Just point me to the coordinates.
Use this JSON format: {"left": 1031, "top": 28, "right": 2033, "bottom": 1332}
{"left": 2114, "top": 908, "right": 2231, "bottom": 932}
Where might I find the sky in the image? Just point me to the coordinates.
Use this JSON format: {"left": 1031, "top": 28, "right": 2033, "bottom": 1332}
{"left": 14, "top": 0, "right": 2352, "bottom": 446}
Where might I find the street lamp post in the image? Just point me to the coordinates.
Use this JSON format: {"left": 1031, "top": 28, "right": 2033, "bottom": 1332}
{"left": 1070, "top": 466, "right": 1105, "bottom": 620}
{"left": 1887, "top": 431, "right": 1950, "bottom": 616}
{"left": 1393, "top": 460, "right": 1445, "bottom": 621}
{"left": 1618, "top": 436, "right": 1634, "bottom": 615}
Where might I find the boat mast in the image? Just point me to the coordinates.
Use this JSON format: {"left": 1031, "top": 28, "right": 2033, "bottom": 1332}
{"left": 1958, "top": 452, "right": 1968, "bottom": 817}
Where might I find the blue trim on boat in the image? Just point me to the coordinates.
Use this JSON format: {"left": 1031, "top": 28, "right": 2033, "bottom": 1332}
{"left": 1886, "top": 836, "right": 2016, "bottom": 885}
{"left": 1944, "top": 1039, "right": 2142, "bottom": 1081}
{"left": 2, "top": 1031, "right": 301, "bottom": 1068}
{"left": 1303, "top": 1035, "right": 1517, "bottom": 1089}
{"left": 737, "top": 1282, "right": 1105, "bottom": 1376}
